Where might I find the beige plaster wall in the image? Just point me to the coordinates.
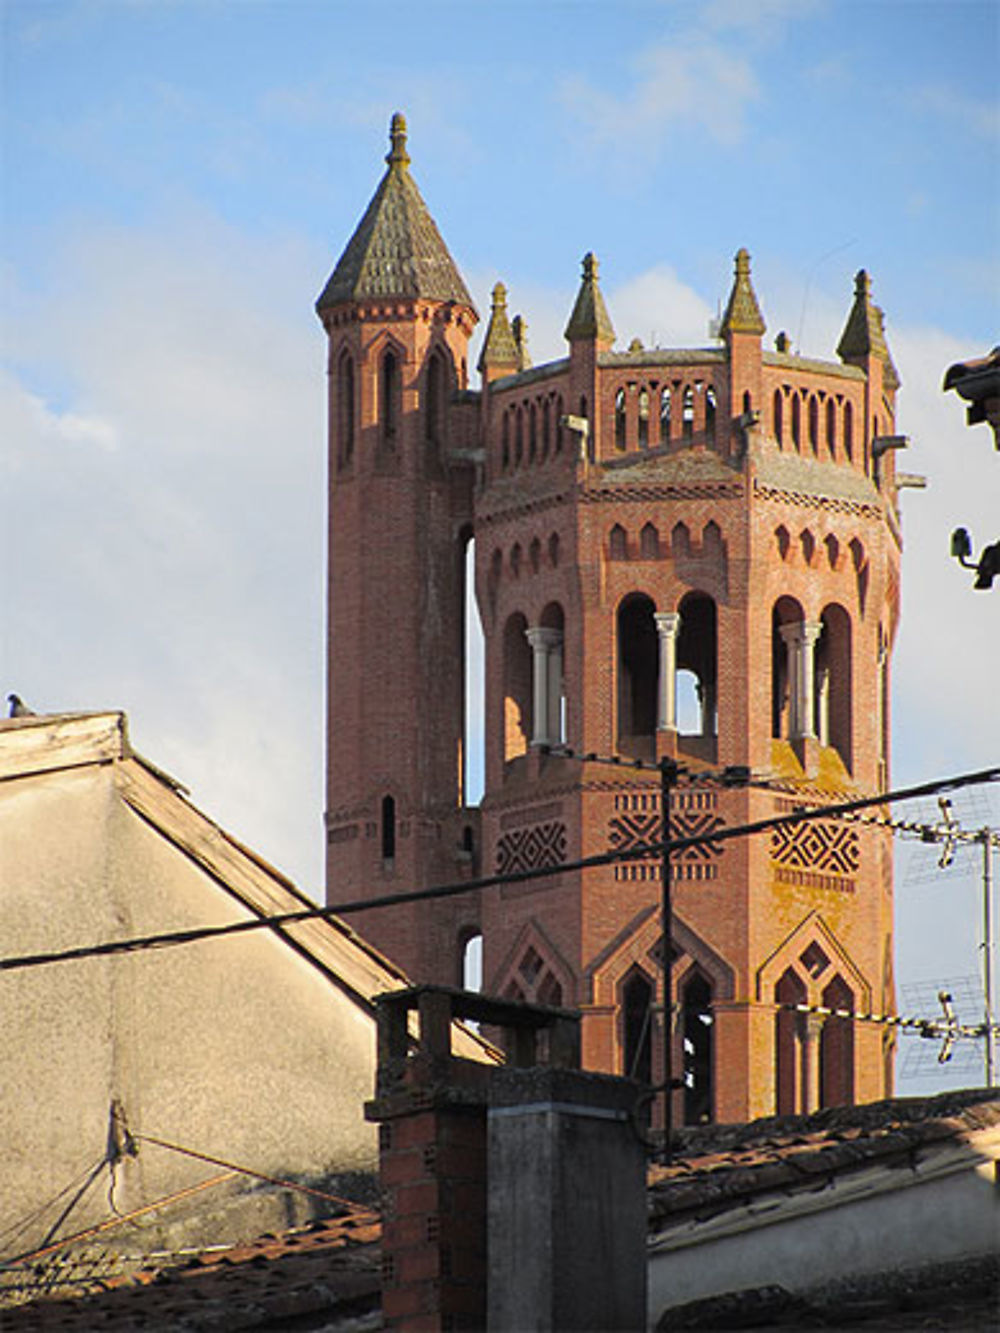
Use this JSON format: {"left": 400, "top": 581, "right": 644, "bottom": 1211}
{"left": 0, "top": 764, "right": 378, "bottom": 1257}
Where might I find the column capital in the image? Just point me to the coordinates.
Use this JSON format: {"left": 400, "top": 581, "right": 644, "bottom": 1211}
{"left": 526, "top": 625, "right": 563, "bottom": 650}
{"left": 801, "top": 619, "right": 823, "bottom": 646}
{"left": 653, "top": 611, "right": 681, "bottom": 638}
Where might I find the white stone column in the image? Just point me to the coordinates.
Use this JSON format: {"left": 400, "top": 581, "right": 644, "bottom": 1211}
{"left": 780, "top": 620, "right": 822, "bottom": 739}
{"left": 654, "top": 612, "right": 681, "bottom": 732}
{"left": 526, "top": 627, "right": 561, "bottom": 747}
{"left": 816, "top": 664, "right": 830, "bottom": 746}
{"left": 546, "top": 632, "right": 564, "bottom": 745}
{"left": 799, "top": 621, "right": 823, "bottom": 740}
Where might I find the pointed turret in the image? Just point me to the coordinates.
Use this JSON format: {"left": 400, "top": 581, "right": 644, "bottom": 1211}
{"left": 316, "top": 113, "right": 476, "bottom": 313}
{"left": 564, "top": 253, "right": 615, "bottom": 348}
{"left": 478, "top": 282, "right": 520, "bottom": 379}
{"left": 836, "top": 270, "right": 893, "bottom": 369}
{"left": 721, "top": 248, "right": 766, "bottom": 337}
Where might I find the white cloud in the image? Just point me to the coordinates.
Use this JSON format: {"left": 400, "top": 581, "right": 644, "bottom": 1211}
{"left": 2, "top": 212, "right": 328, "bottom": 895}
{"left": 913, "top": 83, "right": 1000, "bottom": 142}
{"left": 563, "top": 38, "right": 760, "bottom": 149}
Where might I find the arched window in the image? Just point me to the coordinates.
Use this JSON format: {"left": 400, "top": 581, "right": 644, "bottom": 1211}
{"left": 815, "top": 604, "right": 852, "bottom": 770}
{"left": 617, "top": 594, "right": 658, "bottom": 756}
{"left": 425, "top": 349, "right": 446, "bottom": 446}
{"left": 515, "top": 408, "right": 524, "bottom": 465}
{"left": 640, "top": 522, "right": 660, "bottom": 560}
{"left": 502, "top": 612, "right": 532, "bottom": 764}
{"left": 380, "top": 349, "right": 399, "bottom": 446}
{"left": 743, "top": 390, "right": 752, "bottom": 415}
{"left": 677, "top": 593, "right": 718, "bottom": 741}
{"left": 529, "top": 403, "right": 537, "bottom": 461}
{"left": 542, "top": 399, "right": 551, "bottom": 458}
{"left": 502, "top": 412, "right": 510, "bottom": 471}
{"left": 510, "top": 543, "right": 522, "bottom": 578}
{"left": 555, "top": 396, "right": 565, "bottom": 453}
{"left": 609, "top": 524, "right": 627, "bottom": 560}
{"left": 615, "top": 388, "right": 627, "bottom": 451}
{"left": 843, "top": 400, "right": 854, "bottom": 460}
{"left": 705, "top": 386, "right": 717, "bottom": 442}
{"left": 820, "top": 975, "right": 855, "bottom": 1108}
{"left": 638, "top": 388, "right": 650, "bottom": 448}
{"left": 622, "top": 968, "right": 653, "bottom": 1084}
{"left": 682, "top": 385, "right": 694, "bottom": 438}
{"left": 338, "top": 351, "right": 355, "bottom": 469}
{"left": 460, "top": 929, "right": 483, "bottom": 992}
{"left": 773, "top": 390, "right": 783, "bottom": 445}
{"left": 660, "top": 387, "right": 672, "bottom": 444}
{"left": 775, "top": 968, "right": 807, "bottom": 1115}
{"left": 808, "top": 395, "right": 819, "bottom": 453}
{"left": 548, "top": 532, "right": 560, "bottom": 567}
{"left": 771, "top": 596, "right": 805, "bottom": 739}
{"left": 529, "top": 537, "right": 541, "bottom": 573}
{"left": 791, "top": 393, "right": 801, "bottom": 449}
{"left": 682, "top": 973, "right": 713, "bottom": 1125}
{"left": 381, "top": 795, "right": 396, "bottom": 863}
{"left": 826, "top": 398, "right": 837, "bottom": 457}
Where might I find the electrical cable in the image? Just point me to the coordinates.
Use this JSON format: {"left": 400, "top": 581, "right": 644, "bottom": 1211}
{"left": 131, "top": 1131, "right": 378, "bottom": 1215}
{"left": 1, "top": 764, "right": 997, "bottom": 975}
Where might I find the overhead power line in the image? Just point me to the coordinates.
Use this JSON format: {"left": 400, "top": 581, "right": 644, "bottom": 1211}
{"left": 1, "top": 765, "right": 997, "bottom": 976}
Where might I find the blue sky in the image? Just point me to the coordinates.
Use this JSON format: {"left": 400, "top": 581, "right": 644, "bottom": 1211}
{"left": 2, "top": 0, "right": 998, "bottom": 1092}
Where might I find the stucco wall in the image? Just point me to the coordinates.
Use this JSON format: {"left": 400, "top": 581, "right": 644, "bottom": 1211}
{"left": 0, "top": 763, "right": 379, "bottom": 1257}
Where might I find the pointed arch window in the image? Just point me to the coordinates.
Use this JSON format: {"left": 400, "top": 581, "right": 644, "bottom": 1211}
{"left": 705, "top": 385, "right": 717, "bottom": 442}
{"left": 338, "top": 351, "right": 355, "bottom": 469}
{"left": 425, "top": 349, "right": 446, "bottom": 447}
{"left": 682, "top": 385, "right": 694, "bottom": 438}
{"left": 843, "top": 400, "right": 854, "bottom": 460}
{"left": 380, "top": 349, "right": 399, "bottom": 446}
{"left": 660, "top": 387, "right": 672, "bottom": 444}
{"left": 381, "top": 795, "right": 396, "bottom": 863}
{"left": 614, "top": 388, "right": 627, "bottom": 451}
{"left": 826, "top": 398, "right": 837, "bottom": 456}
{"left": 791, "top": 393, "right": 801, "bottom": 449}
{"left": 622, "top": 968, "right": 653, "bottom": 1084}
{"left": 638, "top": 388, "right": 650, "bottom": 448}
{"left": 682, "top": 973, "right": 714, "bottom": 1125}
{"left": 773, "top": 389, "right": 784, "bottom": 446}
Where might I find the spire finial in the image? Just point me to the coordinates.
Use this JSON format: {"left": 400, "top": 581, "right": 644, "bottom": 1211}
{"left": 386, "top": 111, "right": 410, "bottom": 168}
{"left": 478, "top": 279, "right": 520, "bottom": 375}
{"left": 721, "top": 246, "right": 766, "bottom": 337}
{"left": 564, "top": 251, "right": 615, "bottom": 345}
{"left": 838, "top": 268, "right": 894, "bottom": 370}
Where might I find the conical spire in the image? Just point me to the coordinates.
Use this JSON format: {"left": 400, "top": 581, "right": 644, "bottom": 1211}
{"left": 564, "top": 253, "right": 615, "bottom": 346}
{"left": 316, "top": 113, "right": 476, "bottom": 313}
{"left": 721, "top": 248, "right": 765, "bottom": 337}
{"left": 837, "top": 270, "right": 890, "bottom": 364}
{"left": 477, "top": 282, "right": 521, "bottom": 374}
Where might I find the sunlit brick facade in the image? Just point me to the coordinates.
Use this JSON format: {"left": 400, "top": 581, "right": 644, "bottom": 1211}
{"left": 318, "top": 116, "right": 902, "bottom": 1122}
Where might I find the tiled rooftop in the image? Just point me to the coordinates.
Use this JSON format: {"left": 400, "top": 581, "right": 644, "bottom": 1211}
{"left": 1, "top": 1210, "right": 381, "bottom": 1331}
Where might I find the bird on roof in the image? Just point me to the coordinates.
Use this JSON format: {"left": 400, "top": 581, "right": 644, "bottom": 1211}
{"left": 7, "top": 693, "right": 35, "bottom": 718}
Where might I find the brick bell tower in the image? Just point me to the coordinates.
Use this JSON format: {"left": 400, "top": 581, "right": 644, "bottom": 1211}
{"left": 321, "top": 117, "right": 902, "bottom": 1123}
{"left": 317, "top": 113, "right": 481, "bottom": 976}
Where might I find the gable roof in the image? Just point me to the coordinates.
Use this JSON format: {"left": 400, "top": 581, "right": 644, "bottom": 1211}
{"left": 0, "top": 710, "right": 497, "bottom": 1062}
{"left": 316, "top": 113, "right": 476, "bottom": 314}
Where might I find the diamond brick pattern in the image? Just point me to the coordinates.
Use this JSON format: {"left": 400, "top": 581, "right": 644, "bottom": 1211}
{"left": 771, "top": 821, "right": 860, "bottom": 875}
{"left": 495, "top": 821, "right": 567, "bottom": 875}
